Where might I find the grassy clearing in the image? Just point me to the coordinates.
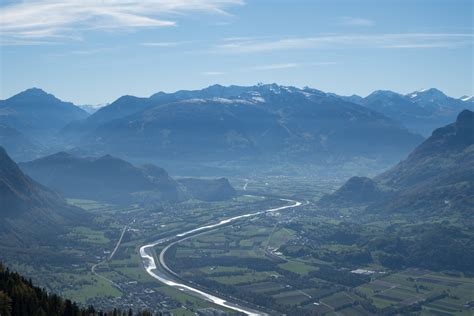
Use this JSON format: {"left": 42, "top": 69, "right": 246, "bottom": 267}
{"left": 239, "top": 281, "right": 285, "bottom": 294}
{"left": 278, "top": 260, "right": 318, "bottom": 275}
{"left": 210, "top": 271, "right": 277, "bottom": 285}
{"left": 67, "top": 226, "right": 110, "bottom": 245}
{"left": 267, "top": 227, "right": 295, "bottom": 249}
{"left": 67, "top": 199, "right": 111, "bottom": 211}
{"left": 272, "top": 290, "right": 311, "bottom": 305}
{"left": 62, "top": 274, "right": 121, "bottom": 304}
{"left": 168, "top": 307, "right": 196, "bottom": 316}
{"left": 198, "top": 266, "right": 249, "bottom": 275}
{"left": 321, "top": 291, "right": 355, "bottom": 309}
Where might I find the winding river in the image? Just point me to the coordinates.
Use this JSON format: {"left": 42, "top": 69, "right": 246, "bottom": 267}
{"left": 139, "top": 197, "right": 302, "bottom": 315}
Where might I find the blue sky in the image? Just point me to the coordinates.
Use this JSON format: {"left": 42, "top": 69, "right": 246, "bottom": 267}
{"left": 0, "top": 0, "right": 472, "bottom": 104}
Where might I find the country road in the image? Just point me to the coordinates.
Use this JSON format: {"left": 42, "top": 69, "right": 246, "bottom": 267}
{"left": 91, "top": 224, "right": 128, "bottom": 290}
{"left": 109, "top": 225, "right": 128, "bottom": 260}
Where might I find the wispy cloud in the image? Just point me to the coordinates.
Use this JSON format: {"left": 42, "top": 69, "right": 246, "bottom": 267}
{"left": 248, "top": 62, "right": 337, "bottom": 71}
{"left": 70, "top": 47, "right": 117, "bottom": 55}
{"left": 0, "top": 0, "right": 243, "bottom": 45}
{"left": 141, "top": 41, "right": 193, "bottom": 47}
{"left": 202, "top": 71, "right": 225, "bottom": 75}
{"left": 201, "top": 61, "right": 337, "bottom": 76}
{"left": 250, "top": 63, "right": 300, "bottom": 70}
{"left": 216, "top": 33, "right": 474, "bottom": 53}
{"left": 0, "top": 38, "right": 57, "bottom": 46}
{"left": 338, "top": 17, "right": 375, "bottom": 27}
{"left": 45, "top": 46, "right": 121, "bottom": 57}
{"left": 141, "top": 42, "right": 180, "bottom": 47}
{"left": 381, "top": 42, "right": 468, "bottom": 49}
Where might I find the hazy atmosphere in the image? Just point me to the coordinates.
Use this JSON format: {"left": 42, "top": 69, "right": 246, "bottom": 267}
{"left": 0, "top": 1, "right": 473, "bottom": 316}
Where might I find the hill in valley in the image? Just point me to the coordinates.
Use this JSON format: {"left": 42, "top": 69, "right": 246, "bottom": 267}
{"left": 20, "top": 152, "right": 185, "bottom": 203}
{"left": 177, "top": 178, "right": 237, "bottom": 201}
{"left": 20, "top": 152, "right": 237, "bottom": 203}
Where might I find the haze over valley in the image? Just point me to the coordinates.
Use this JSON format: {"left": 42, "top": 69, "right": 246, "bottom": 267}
{"left": 0, "top": 0, "right": 473, "bottom": 315}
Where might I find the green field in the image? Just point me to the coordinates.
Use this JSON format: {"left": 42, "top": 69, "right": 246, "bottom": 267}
{"left": 62, "top": 274, "right": 121, "bottom": 304}
{"left": 5, "top": 178, "right": 474, "bottom": 316}
{"left": 278, "top": 260, "right": 318, "bottom": 275}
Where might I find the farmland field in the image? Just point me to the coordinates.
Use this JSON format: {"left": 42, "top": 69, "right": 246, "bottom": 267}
{"left": 3, "top": 176, "right": 474, "bottom": 315}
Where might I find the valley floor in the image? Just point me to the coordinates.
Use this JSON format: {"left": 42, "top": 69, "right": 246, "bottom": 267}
{"left": 2, "top": 176, "right": 473, "bottom": 315}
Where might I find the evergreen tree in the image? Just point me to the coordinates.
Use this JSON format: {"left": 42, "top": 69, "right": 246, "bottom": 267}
{"left": 0, "top": 291, "right": 12, "bottom": 316}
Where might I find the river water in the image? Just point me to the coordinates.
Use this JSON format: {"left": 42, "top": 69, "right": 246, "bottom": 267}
{"left": 139, "top": 198, "right": 302, "bottom": 315}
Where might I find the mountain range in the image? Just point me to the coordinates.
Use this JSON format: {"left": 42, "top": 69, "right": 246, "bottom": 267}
{"left": 345, "top": 88, "right": 474, "bottom": 136}
{"left": 1, "top": 84, "right": 472, "bottom": 175}
{"left": 320, "top": 109, "right": 474, "bottom": 215}
{"left": 63, "top": 84, "right": 427, "bottom": 173}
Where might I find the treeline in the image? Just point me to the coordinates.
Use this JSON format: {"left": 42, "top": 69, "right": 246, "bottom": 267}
{"left": 0, "top": 263, "right": 155, "bottom": 316}
{"left": 371, "top": 225, "right": 474, "bottom": 274}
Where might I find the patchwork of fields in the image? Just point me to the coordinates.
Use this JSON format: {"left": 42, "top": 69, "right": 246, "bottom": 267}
{"left": 4, "top": 177, "right": 473, "bottom": 315}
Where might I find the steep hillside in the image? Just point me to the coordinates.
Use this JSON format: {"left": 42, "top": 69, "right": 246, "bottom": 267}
{"left": 320, "top": 110, "right": 474, "bottom": 215}
{"left": 0, "top": 147, "right": 85, "bottom": 247}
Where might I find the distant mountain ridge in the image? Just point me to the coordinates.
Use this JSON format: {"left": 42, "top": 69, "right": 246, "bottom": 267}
{"left": 320, "top": 109, "right": 474, "bottom": 215}
{"left": 78, "top": 103, "right": 106, "bottom": 114}
{"left": 0, "top": 123, "right": 40, "bottom": 161}
{"left": 3, "top": 84, "right": 471, "bottom": 175}
{"left": 340, "top": 88, "right": 474, "bottom": 136}
{"left": 0, "top": 88, "right": 88, "bottom": 139}
{"left": 64, "top": 83, "right": 424, "bottom": 173}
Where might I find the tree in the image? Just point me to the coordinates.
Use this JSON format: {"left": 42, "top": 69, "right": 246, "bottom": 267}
{"left": 0, "top": 291, "right": 12, "bottom": 316}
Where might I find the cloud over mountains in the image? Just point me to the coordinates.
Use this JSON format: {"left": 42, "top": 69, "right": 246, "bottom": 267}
{"left": 0, "top": 0, "right": 243, "bottom": 44}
